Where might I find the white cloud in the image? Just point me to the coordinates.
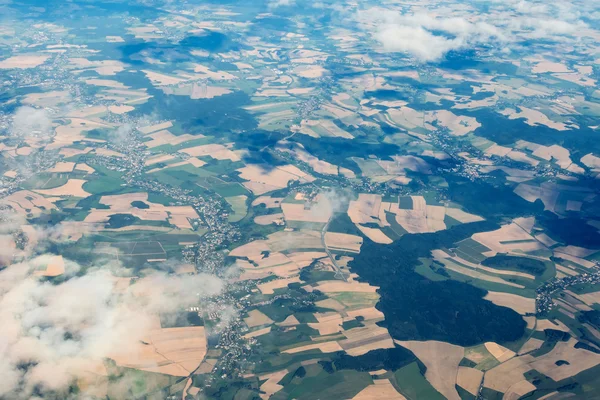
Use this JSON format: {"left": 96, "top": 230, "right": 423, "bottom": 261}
{"left": 375, "top": 24, "right": 465, "bottom": 62}
{"left": 268, "top": 0, "right": 295, "bottom": 9}
{"left": 0, "top": 257, "right": 223, "bottom": 398}
{"left": 360, "top": 1, "right": 589, "bottom": 62}
{"left": 10, "top": 106, "right": 53, "bottom": 140}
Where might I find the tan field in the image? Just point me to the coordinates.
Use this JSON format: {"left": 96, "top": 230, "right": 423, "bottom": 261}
{"left": 75, "top": 163, "right": 95, "bottom": 174}
{"left": 179, "top": 143, "right": 240, "bottom": 161}
{"left": 348, "top": 194, "right": 383, "bottom": 225}
{"left": 144, "top": 129, "right": 199, "bottom": 148}
{"left": 529, "top": 338, "right": 600, "bottom": 381}
{"left": 148, "top": 157, "right": 207, "bottom": 173}
{"left": 142, "top": 70, "right": 186, "bottom": 86}
{"left": 1, "top": 190, "right": 57, "bottom": 216}
{"left": 456, "top": 367, "right": 483, "bottom": 396}
{"left": 242, "top": 327, "right": 272, "bottom": 339}
{"left": 22, "top": 90, "right": 71, "bottom": 107}
{"left": 48, "top": 118, "right": 112, "bottom": 150}
{"left": 144, "top": 154, "right": 176, "bottom": 166}
{"left": 532, "top": 61, "right": 570, "bottom": 73}
{"left": 445, "top": 208, "right": 484, "bottom": 223}
{"left": 425, "top": 110, "right": 481, "bottom": 136}
{"left": 278, "top": 315, "right": 300, "bottom": 327}
{"left": 503, "top": 380, "right": 537, "bottom": 400}
{"left": 59, "top": 147, "right": 93, "bottom": 157}
{"left": 347, "top": 307, "right": 385, "bottom": 321}
{"left": 34, "top": 179, "right": 91, "bottom": 198}
{"left": 252, "top": 196, "right": 284, "bottom": 208}
{"left": 257, "top": 276, "right": 301, "bottom": 295}
{"left": 485, "top": 342, "right": 516, "bottom": 363}
{"left": 139, "top": 121, "right": 173, "bottom": 134}
{"left": 352, "top": 380, "right": 405, "bottom": 400}
{"left": 108, "top": 105, "right": 135, "bottom": 114}
{"left": 308, "top": 312, "right": 344, "bottom": 335}
{"left": 484, "top": 292, "right": 535, "bottom": 315}
{"left": 340, "top": 324, "right": 395, "bottom": 356}
{"left": 111, "top": 326, "right": 207, "bottom": 377}
{"left": 397, "top": 340, "right": 464, "bottom": 400}
{"left": 84, "top": 193, "right": 198, "bottom": 229}
{"left": 254, "top": 213, "right": 284, "bottom": 225}
{"left": 501, "top": 107, "right": 571, "bottom": 131}
{"left": 519, "top": 338, "right": 544, "bottom": 355}
{"left": 471, "top": 222, "right": 546, "bottom": 256}
{"left": 356, "top": 225, "right": 393, "bottom": 244}
{"left": 33, "top": 255, "right": 66, "bottom": 277}
{"left": 324, "top": 232, "right": 363, "bottom": 253}
{"left": 237, "top": 164, "right": 315, "bottom": 195}
{"left": 0, "top": 54, "right": 50, "bottom": 69}
{"left": 244, "top": 310, "right": 274, "bottom": 328}
{"left": 535, "top": 319, "right": 571, "bottom": 333}
{"left": 315, "top": 280, "right": 378, "bottom": 293}
{"left": 258, "top": 370, "right": 288, "bottom": 400}
{"left": 484, "top": 357, "right": 532, "bottom": 393}
{"left": 277, "top": 142, "right": 339, "bottom": 175}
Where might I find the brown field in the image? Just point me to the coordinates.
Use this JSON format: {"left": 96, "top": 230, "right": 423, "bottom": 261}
{"left": 244, "top": 310, "right": 274, "bottom": 328}
{"left": 308, "top": 312, "right": 344, "bottom": 335}
{"left": 324, "top": 232, "right": 363, "bottom": 253}
{"left": 94, "top": 148, "right": 126, "bottom": 158}
{"left": 243, "top": 326, "right": 272, "bottom": 339}
{"left": 484, "top": 292, "right": 535, "bottom": 315}
{"left": 485, "top": 342, "right": 516, "bottom": 363}
{"left": 352, "top": 379, "right": 405, "bottom": 400}
{"left": 258, "top": 370, "right": 288, "bottom": 400}
{"left": 456, "top": 367, "right": 483, "bottom": 396}
{"left": 108, "top": 105, "right": 135, "bottom": 114}
{"left": 529, "top": 338, "right": 600, "bottom": 381}
{"left": 111, "top": 326, "right": 207, "bottom": 377}
{"left": 148, "top": 157, "right": 207, "bottom": 173}
{"left": 340, "top": 323, "right": 395, "bottom": 356}
{"left": 145, "top": 154, "right": 176, "bottom": 166}
{"left": 138, "top": 121, "right": 173, "bottom": 134}
{"left": 445, "top": 208, "right": 484, "bottom": 223}
{"left": 315, "top": 280, "right": 378, "bottom": 293}
{"left": 75, "top": 163, "right": 95, "bottom": 174}
{"left": 32, "top": 255, "right": 65, "bottom": 277}
{"left": 356, "top": 225, "right": 393, "bottom": 244}
{"left": 34, "top": 179, "right": 91, "bottom": 198}
{"left": 397, "top": 340, "right": 464, "bottom": 400}
{"left": 237, "top": 164, "right": 315, "bottom": 195}
{"left": 2, "top": 190, "right": 58, "bottom": 216}
{"left": 254, "top": 213, "right": 284, "bottom": 225}
{"left": 535, "top": 319, "right": 571, "bottom": 332}
{"left": 84, "top": 193, "right": 198, "bottom": 229}
{"left": 179, "top": 143, "right": 240, "bottom": 161}
{"left": 471, "top": 222, "right": 546, "bottom": 256}
{"left": 257, "top": 276, "right": 301, "bottom": 295}
{"left": 347, "top": 307, "right": 385, "bottom": 322}
{"left": 0, "top": 54, "right": 50, "bottom": 69}
{"left": 484, "top": 357, "right": 532, "bottom": 393}
{"left": 503, "top": 380, "right": 537, "bottom": 400}
{"left": 144, "top": 129, "right": 199, "bottom": 148}
{"left": 48, "top": 161, "right": 76, "bottom": 173}
{"left": 518, "top": 338, "right": 544, "bottom": 355}
{"left": 252, "top": 196, "right": 284, "bottom": 208}
{"left": 48, "top": 118, "right": 112, "bottom": 150}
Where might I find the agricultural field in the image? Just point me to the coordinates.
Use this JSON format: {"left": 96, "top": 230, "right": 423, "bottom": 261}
{"left": 2, "top": 0, "right": 600, "bottom": 399}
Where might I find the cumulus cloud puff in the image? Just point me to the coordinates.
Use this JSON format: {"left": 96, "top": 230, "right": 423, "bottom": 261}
{"left": 10, "top": 106, "right": 53, "bottom": 140}
{"left": 0, "top": 257, "right": 223, "bottom": 398}
{"left": 361, "top": 0, "right": 589, "bottom": 62}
